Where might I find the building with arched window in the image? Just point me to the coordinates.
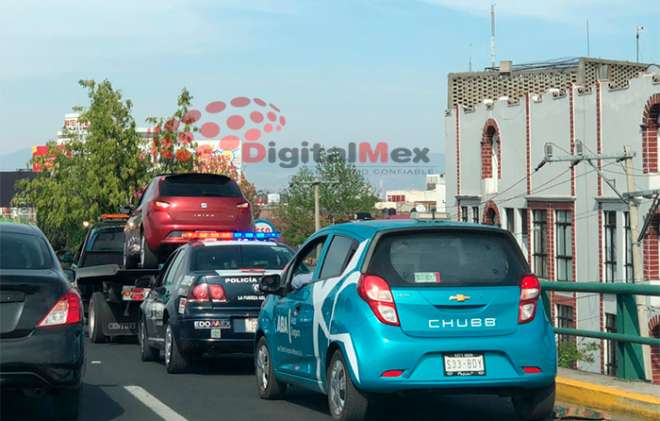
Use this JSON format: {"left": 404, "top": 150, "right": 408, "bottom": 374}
{"left": 444, "top": 58, "right": 660, "bottom": 382}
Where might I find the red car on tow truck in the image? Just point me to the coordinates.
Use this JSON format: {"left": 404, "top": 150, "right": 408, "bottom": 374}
{"left": 123, "top": 173, "right": 253, "bottom": 269}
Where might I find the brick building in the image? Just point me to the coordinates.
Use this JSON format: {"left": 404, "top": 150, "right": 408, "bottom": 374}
{"left": 444, "top": 57, "right": 660, "bottom": 382}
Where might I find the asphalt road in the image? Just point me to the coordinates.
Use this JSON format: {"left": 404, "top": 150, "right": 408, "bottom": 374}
{"left": 0, "top": 337, "right": 632, "bottom": 421}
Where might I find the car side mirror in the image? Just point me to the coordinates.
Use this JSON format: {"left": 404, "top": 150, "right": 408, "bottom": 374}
{"left": 57, "top": 250, "right": 74, "bottom": 267}
{"left": 259, "top": 274, "right": 282, "bottom": 294}
{"left": 63, "top": 268, "right": 76, "bottom": 283}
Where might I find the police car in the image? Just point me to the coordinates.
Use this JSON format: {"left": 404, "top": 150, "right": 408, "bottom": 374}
{"left": 138, "top": 232, "right": 293, "bottom": 373}
{"left": 255, "top": 220, "right": 557, "bottom": 421}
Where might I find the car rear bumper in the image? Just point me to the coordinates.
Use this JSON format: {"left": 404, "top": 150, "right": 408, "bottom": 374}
{"left": 145, "top": 219, "right": 252, "bottom": 252}
{"left": 0, "top": 324, "right": 85, "bottom": 390}
{"left": 175, "top": 314, "right": 258, "bottom": 356}
{"left": 349, "top": 317, "right": 557, "bottom": 393}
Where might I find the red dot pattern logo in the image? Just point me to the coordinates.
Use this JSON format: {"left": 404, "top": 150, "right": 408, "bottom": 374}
{"left": 191, "top": 96, "right": 286, "bottom": 146}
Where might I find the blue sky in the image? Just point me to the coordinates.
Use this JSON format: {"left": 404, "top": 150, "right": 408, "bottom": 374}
{"left": 1, "top": 0, "right": 658, "bottom": 187}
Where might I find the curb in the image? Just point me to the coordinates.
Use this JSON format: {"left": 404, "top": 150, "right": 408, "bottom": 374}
{"left": 556, "top": 376, "right": 660, "bottom": 419}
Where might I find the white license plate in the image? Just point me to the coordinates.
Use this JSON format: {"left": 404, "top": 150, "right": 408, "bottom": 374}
{"left": 443, "top": 353, "right": 485, "bottom": 376}
{"left": 233, "top": 318, "right": 258, "bottom": 333}
{"left": 210, "top": 328, "right": 222, "bottom": 339}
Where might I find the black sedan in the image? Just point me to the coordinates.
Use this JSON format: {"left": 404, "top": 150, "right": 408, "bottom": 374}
{"left": 0, "top": 223, "right": 85, "bottom": 419}
{"left": 139, "top": 239, "right": 293, "bottom": 373}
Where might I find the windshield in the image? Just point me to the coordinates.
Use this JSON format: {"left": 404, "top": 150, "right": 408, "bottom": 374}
{"left": 160, "top": 175, "right": 242, "bottom": 198}
{"left": 0, "top": 232, "right": 54, "bottom": 270}
{"left": 192, "top": 244, "right": 294, "bottom": 271}
{"left": 367, "top": 230, "right": 528, "bottom": 286}
{"left": 86, "top": 227, "right": 124, "bottom": 252}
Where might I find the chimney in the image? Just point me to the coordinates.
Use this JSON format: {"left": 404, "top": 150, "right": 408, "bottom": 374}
{"left": 499, "top": 60, "right": 512, "bottom": 75}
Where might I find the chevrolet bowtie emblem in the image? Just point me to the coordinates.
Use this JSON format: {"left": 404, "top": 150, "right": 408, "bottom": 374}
{"left": 449, "top": 294, "right": 471, "bottom": 302}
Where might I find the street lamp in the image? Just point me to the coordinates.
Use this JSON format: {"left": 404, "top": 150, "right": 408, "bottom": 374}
{"left": 636, "top": 25, "right": 645, "bottom": 63}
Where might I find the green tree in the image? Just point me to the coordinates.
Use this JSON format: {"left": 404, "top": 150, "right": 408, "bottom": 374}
{"left": 276, "top": 151, "right": 378, "bottom": 245}
{"left": 557, "top": 339, "right": 600, "bottom": 368}
{"left": 14, "top": 80, "right": 150, "bottom": 249}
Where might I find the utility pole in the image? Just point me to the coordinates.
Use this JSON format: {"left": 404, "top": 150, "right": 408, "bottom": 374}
{"left": 544, "top": 142, "right": 651, "bottom": 381}
{"left": 622, "top": 146, "right": 653, "bottom": 380}
{"left": 297, "top": 178, "right": 338, "bottom": 233}
{"left": 623, "top": 146, "right": 643, "bottom": 286}
{"left": 313, "top": 181, "right": 320, "bottom": 232}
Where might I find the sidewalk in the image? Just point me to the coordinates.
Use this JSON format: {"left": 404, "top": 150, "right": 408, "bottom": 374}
{"left": 556, "top": 368, "right": 660, "bottom": 419}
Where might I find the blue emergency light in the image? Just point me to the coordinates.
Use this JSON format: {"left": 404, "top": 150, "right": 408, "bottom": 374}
{"left": 232, "top": 231, "right": 280, "bottom": 240}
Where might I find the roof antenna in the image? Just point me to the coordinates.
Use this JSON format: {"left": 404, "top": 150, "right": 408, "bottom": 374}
{"left": 586, "top": 19, "right": 590, "bottom": 57}
{"left": 490, "top": 3, "right": 496, "bottom": 69}
{"left": 469, "top": 43, "right": 473, "bottom": 71}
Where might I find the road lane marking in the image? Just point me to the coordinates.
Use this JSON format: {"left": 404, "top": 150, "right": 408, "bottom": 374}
{"left": 90, "top": 361, "right": 102, "bottom": 364}
{"left": 123, "top": 385, "right": 188, "bottom": 421}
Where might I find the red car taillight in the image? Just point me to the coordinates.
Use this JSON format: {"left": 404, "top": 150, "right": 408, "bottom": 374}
{"left": 189, "top": 283, "right": 227, "bottom": 303}
{"left": 236, "top": 202, "right": 250, "bottom": 209}
{"left": 151, "top": 200, "right": 171, "bottom": 211}
{"left": 518, "top": 274, "right": 541, "bottom": 324}
{"left": 357, "top": 274, "right": 399, "bottom": 326}
{"left": 37, "top": 290, "right": 82, "bottom": 328}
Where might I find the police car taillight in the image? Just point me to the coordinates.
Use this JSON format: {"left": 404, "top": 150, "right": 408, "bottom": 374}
{"left": 189, "top": 283, "right": 227, "bottom": 303}
{"left": 518, "top": 275, "right": 540, "bottom": 324}
{"left": 357, "top": 274, "right": 400, "bottom": 326}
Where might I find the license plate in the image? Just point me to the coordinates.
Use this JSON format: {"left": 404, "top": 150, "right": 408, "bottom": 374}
{"left": 443, "top": 353, "right": 485, "bottom": 376}
{"left": 210, "top": 328, "right": 222, "bottom": 339}
{"left": 121, "top": 286, "right": 150, "bottom": 301}
{"left": 194, "top": 320, "right": 230, "bottom": 329}
{"left": 233, "top": 318, "right": 258, "bottom": 333}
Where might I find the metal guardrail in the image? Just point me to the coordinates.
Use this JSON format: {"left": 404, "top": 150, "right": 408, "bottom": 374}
{"left": 540, "top": 280, "right": 660, "bottom": 381}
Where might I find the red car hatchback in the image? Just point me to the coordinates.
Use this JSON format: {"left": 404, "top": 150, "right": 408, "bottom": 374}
{"left": 123, "top": 173, "right": 253, "bottom": 268}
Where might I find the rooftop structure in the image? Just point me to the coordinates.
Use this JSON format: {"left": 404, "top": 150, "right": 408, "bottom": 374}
{"left": 448, "top": 57, "right": 651, "bottom": 109}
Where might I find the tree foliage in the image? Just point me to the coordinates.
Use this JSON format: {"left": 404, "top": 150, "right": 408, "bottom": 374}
{"left": 15, "top": 80, "right": 150, "bottom": 249}
{"left": 146, "top": 88, "right": 197, "bottom": 173}
{"left": 276, "top": 151, "right": 377, "bottom": 245}
{"left": 15, "top": 82, "right": 259, "bottom": 250}
{"left": 557, "top": 339, "right": 600, "bottom": 368}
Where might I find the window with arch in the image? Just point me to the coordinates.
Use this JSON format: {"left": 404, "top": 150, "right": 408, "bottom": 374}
{"left": 481, "top": 120, "right": 501, "bottom": 180}
{"left": 642, "top": 95, "right": 660, "bottom": 174}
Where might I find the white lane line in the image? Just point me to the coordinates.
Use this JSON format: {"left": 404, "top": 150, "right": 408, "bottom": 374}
{"left": 123, "top": 385, "right": 188, "bottom": 421}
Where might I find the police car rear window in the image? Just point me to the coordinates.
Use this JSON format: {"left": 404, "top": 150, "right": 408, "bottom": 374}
{"left": 367, "top": 230, "right": 527, "bottom": 286}
{"left": 192, "top": 245, "right": 294, "bottom": 271}
{"left": 161, "top": 174, "right": 242, "bottom": 197}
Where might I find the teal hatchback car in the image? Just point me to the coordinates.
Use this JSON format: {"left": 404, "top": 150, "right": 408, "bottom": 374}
{"left": 255, "top": 220, "right": 556, "bottom": 421}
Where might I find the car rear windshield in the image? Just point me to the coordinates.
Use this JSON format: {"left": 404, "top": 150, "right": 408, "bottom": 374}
{"left": 192, "top": 245, "right": 294, "bottom": 271}
{"left": 366, "top": 230, "right": 527, "bottom": 286}
{"left": 160, "top": 174, "right": 242, "bottom": 198}
{"left": 86, "top": 227, "right": 124, "bottom": 252}
{"left": 0, "top": 232, "right": 54, "bottom": 270}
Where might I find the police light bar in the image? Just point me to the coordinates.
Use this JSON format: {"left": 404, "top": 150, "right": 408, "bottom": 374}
{"left": 100, "top": 213, "right": 129, "bottom": 220}
{"left": 174, "top": 231, "right": 280, "bottom": 241}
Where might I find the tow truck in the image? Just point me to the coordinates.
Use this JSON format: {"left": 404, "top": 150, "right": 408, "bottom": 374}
{"left": 72, "top": 214, "right": 160, "bottom": 342}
